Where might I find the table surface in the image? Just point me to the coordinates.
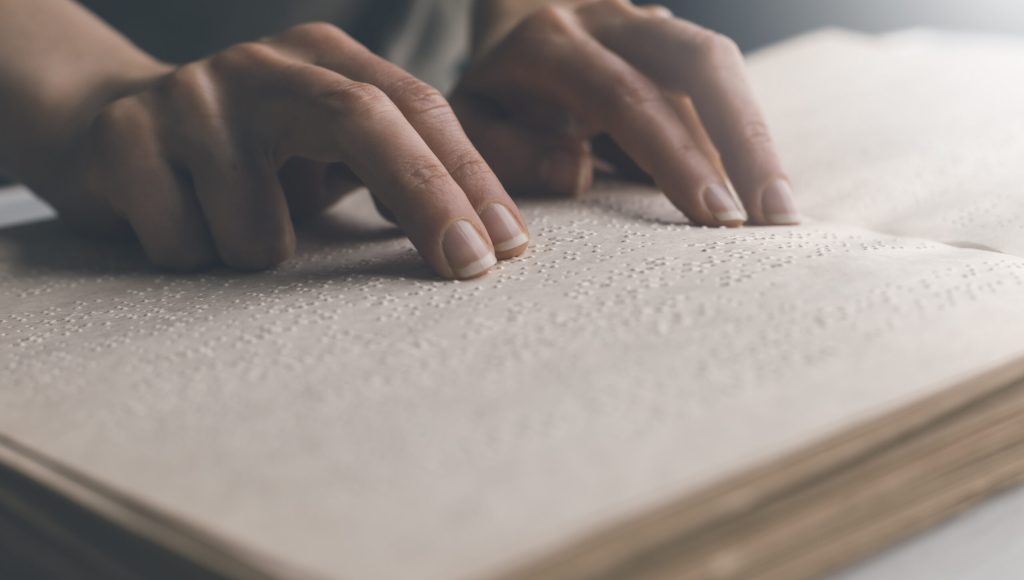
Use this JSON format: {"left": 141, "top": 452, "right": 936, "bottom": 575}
{"left": 838, "top": 484, "right": 1024, "bottom": 579}
{"left": 3, "top": 187, "right": 1023, "bottom": 578}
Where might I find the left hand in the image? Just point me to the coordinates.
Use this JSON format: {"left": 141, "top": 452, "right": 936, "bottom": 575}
{"left": 452, "top": 0, "right": 800, "bottom": 227}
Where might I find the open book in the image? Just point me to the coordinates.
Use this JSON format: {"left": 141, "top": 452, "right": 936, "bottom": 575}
{"left": 3, "top": 28, "right": 1024, "bottom": 580}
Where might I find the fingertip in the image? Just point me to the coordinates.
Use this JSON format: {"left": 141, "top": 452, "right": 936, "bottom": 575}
{"left": 758, "top": 179, "right": 801, "bottom": 226}
{"left": 703, "top": 183, "right": 747, "bottom": 228}
{"left": 496, "top": 242, "right": 529, "bottom": 260}
{"left": 480, "top": 202, "right": 529, "bottom": 260}
{"left": 441, "top": 219, "right": 498, "bottom": 280}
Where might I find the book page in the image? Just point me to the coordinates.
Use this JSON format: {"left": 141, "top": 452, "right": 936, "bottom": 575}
{"left": 6, "top": 30, "right": 1024, "bottom": 580}
{"left": 4, "top": 30, "right": 1024, "bottom": 580}
{"left": 752, "top": 29, "right": 1024, "bottom": 254}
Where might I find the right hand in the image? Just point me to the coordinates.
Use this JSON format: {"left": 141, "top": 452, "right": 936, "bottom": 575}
{"left": 43, "top": 23, "right": 528, "bottom": 279}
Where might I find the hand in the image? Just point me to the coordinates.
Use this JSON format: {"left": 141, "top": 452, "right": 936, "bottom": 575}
{"left": 453, "top": 0, "right": 799, "bottom": 227}
{"left": 43, "top": 23, "right": 529, "bottom": 278}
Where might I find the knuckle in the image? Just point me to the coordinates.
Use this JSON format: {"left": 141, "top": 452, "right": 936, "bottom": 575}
{"left": 160, "top": 63, "right": 217, "bottom": 113}
{"left": 694, "top": 30, "right": 742, "bottom": 62}
{"left": 316, "top": 80, "right": 393, "bottom": 116}
{"left": 404, "top": 159, "right": 453, "bottom": 194}
{"left": 209, "top": 41, "right": 281, "bottom": 73}
{"left": 640, "top": 3, "right": 674, "bottom": 18}
{"left": 447, "top": 154, "right": 494, "bottom": 183}
{"left": 668, "top": 141, "right": 705, "bottom": 168}
{"left": 599, "top": 0, "right": 637, "bottom": 14}
{"left": 155, "top": 65, "right": 224, "bottom": 150}
{"left": 169, "top": 62, "right": 208, "bottom": 91}
{"left": 388, "top": 76, "right": 450, "bottom": 118}
{"left": 520, "top": 5, "right": 577, "bottom": 37}
{"left": 285, "top": 21, "right": 350, "bottom": 45}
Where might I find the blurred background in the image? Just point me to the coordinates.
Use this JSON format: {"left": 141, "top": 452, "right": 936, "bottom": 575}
{"left": 3, "top": 0, "right": 1023, "bottom": 189}
{"left": 81, "top": 0, "right": 1024, "bottom": 62}
{"left": 662, "top": 0, "right": 1024, "bottom": 50}
{"left": 0, "top": 0, "right": 1015, "bottom": 186}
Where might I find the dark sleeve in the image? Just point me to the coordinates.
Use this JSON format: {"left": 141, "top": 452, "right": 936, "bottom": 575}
{"left": 76, "top": 0, "right": 368, "bottom": 62}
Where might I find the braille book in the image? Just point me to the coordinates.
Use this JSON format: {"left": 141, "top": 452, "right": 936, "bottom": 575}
{"left": 3, "top": 28, "right": 1024, "bottom": 580}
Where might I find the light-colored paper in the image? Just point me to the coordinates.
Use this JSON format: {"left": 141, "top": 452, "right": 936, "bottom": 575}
{"left": 752, "top": 29, "right": 1024, "bottom": 254}
{"left": 3, "top": 29, "right": 1024, "bottom": 580}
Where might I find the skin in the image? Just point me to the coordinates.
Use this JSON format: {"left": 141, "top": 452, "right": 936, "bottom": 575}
{"left": 0, "top": 0, "right": 799, "bottom": 279}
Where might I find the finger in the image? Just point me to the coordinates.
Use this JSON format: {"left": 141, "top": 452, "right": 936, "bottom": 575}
{"left": 590, "top": 95, "right": 721, "bottom": 184}
{"left": 638, "top": 3, "right": 674, "bottom": 19}
{"left": 671, "top": 95, "right": 726, "bottom": 179}
{"left": 452, "top": 92, "right": 593, "bottom": 199}
{"left": 463, "top": 7, "right": 746, "bottom": 227}
{"left": 187, "top": 148, "right": 296, "bottom": 271}
{"left": 126, "top": 162, "right": 219, "bottom": 271}
{"left": 161, "top": 67, "right": 296, "bottom": 270}
{"left": 265, "top": 62, "right": 498, "bottom": 279}
{"left": 86, "top": 99, "right": 217, "bottom": 270}
{"left": 578, "top": 0, "right": 799, "bottom": 224}
{"left": 269, "top": 23, "right": 528, "bottom": 259}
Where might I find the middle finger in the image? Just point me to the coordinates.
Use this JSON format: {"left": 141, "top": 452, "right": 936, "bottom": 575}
{"left": 463, "top": 7, "right": 746, "bottom": 227}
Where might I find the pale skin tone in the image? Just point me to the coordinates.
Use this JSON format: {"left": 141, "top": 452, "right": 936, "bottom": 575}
{"left": 0, "top": 0, "right": 800, "bottom": 279}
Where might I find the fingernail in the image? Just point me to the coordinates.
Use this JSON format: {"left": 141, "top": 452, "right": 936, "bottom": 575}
{"left": 480, "top": 204, "right": 529, "bottom": 253}
{"left": 539, "top": 150, "right": 587, "bottom": 196}
{"left": 703, "top": 183, "right": 746, "bottom": 225}
{"left": 761, "top": 179, "right": 801, "bottom": 225}
{"left": 442, "top": 220, "right": 497, "bottom": 279}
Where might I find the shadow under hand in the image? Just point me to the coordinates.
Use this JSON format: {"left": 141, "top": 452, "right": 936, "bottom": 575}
{"left": 286, "top": 190, "right": 436, "bottom": 282}
{"left": 580, "top": 177, "right": 692, "bottom": 227}
{"left": 1, "top": 220, "right": 150, "bottom": 276}
{"left": 0, "top": 190, "right": 434, "bottom": 283}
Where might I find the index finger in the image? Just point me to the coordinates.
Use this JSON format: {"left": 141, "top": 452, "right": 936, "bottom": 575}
{"left": 268, "top": 23, "right": 530, "bottom": 259}
{"left": 254, "top": 62, "right": 499, "bottom": 280}
{"left": 579, "top": 1, "right": 800, "bottom": 225}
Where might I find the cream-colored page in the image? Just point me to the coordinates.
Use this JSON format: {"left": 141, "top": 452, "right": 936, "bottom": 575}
{"left": 752, "top": 29, "right": 1024, "bottom": 254}
{"left": 3, "top": 30, "right": 1024, "bottom": 580}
